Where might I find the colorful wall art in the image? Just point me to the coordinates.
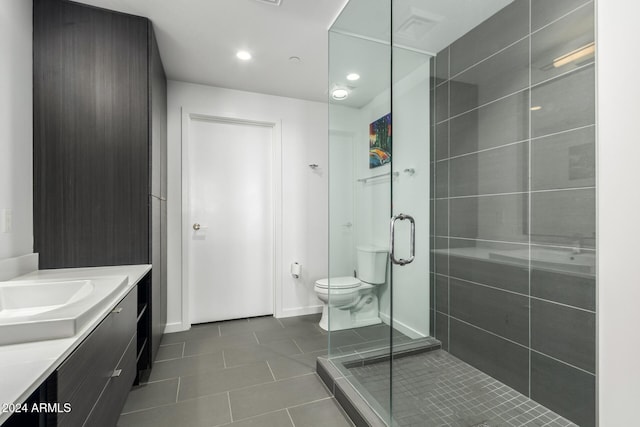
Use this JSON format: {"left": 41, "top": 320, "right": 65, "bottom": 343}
{"left": 369, "top": 113, "right": 391, "bottom": 169}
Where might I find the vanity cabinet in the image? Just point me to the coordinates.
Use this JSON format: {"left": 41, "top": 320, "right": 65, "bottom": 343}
{"left": 33, "top": 0, "right": 167, "bottom": 382}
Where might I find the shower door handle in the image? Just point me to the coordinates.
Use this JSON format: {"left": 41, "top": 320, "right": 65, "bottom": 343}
{"left": 389, "top": 213, "right": 415, "bottom": 266}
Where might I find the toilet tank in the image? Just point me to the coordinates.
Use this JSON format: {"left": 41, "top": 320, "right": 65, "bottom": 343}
{"left": 356, "top": 245, "right": 388, "bottom": 285}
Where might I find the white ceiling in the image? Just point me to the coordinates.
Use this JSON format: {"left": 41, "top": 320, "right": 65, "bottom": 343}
{"left": 74, "top": 0, "right": 512, "bottom": 105}
{"left": 74, "top": 0, "right": 349, "bottom": 103}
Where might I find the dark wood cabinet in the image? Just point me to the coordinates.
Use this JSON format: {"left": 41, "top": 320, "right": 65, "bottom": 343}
{"left": 33, "top": 0, "right": 167, "bottom": 409}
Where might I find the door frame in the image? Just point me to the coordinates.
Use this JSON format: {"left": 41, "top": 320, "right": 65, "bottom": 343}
{"left": 181, "top": 110, "right": 283, "bottom": 328}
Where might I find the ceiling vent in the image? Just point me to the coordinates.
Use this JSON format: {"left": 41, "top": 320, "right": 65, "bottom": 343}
{"left": 254, "top": 0, "right": 282, "bottom": 5}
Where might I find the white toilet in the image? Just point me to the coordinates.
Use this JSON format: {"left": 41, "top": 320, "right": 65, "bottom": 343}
{"left": 314, "top": 245, "right": 388, "bottom": 331}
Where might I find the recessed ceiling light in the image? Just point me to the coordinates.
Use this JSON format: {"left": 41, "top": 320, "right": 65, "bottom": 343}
{"left": 289, "top": 56, "right": 301, "bottom": 63}
{"left": 346, "top": 73, "right": 360, "bottom": 81}
{"left": 236, "top": 50, "right": 252, "bottom": 61}
{"left": 331, "top": 88, "right": 349, "bottom": 100}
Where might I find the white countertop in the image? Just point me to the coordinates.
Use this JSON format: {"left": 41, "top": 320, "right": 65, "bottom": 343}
{"left": 0, "top": 265, "right": 151, "bottom": 425}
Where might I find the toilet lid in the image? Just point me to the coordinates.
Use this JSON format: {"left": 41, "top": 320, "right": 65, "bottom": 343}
{"left": 315, "top": 277, "right": 360, "bottom": 289}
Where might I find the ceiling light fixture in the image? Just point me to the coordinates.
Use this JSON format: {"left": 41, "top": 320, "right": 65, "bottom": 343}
{"left": 331, "top": 88, "right": 349, "bottom": 100}
{"left": 530, "top": 106, "right": 542, "bottom": 111}
{"left": 236, "top": 50, "right": 252, "bottom": 61}
{"left": 553, "top": 42, "right": 595, "bottom": 68}
{"left": 346, "top": 73, "right": 360, "bottom": 81}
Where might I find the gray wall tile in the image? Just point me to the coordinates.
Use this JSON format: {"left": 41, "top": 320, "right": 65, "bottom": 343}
{"left": 532, "top": 126, "right": 595, "bottom": 191}
{"left": 531, "top": 65, "right": 595, "bottom": 137}
{"left": 435, "top": 274, "right": 449, "bottom": 314}
{"left": 435, "top": 47, "right": 449, "bottom": 82}
{"left": 433, "top": 237, "right": 449, "bottom": 275}
{"left": 531, "top": 299, "right": 595, "bottom": 373}
{"left": 435, "top": 161, "right": 448, "bottom": 198}
{"left": 450, "top": 194, "right": 528, "bottom": 243}
{"left": 450, "top": 0, "right": 530, "bottom": 76}
{"left": 450, "top": 39, "right": 529, "bottom": 116}
{"left": 449, "top": 239, "right": 529, "bottom": 294}
{"left": 531, "top": 188, "right": 595, "bottom": 248}
{"left": 435, "top": 312, "right": 449, "bottom": 351}
{"left": 450, "top": 90, "right": 529, "bottom": 157}
{"left": 435, "top": 121, "right": 449, "bottom": 161}
{"left": 450, "top": 142, "right": 528, "bottom": 197}
{"left": 435, "top": 199, "right": 448, "bottom": 237}
{"left": 531, "top": 4, "right": 594, "bottom": 85}
{"left": 436, "top": 82, "right": 449, "bottom": 122}
{"left": 450, "top": 278, "right": 529, "bottom": 346}
{"left": 531, "top": 258, "right": 595, "bottom": 310}
{"left": 530, "top": 351, "right": 595, "bottom": 427}
{"left": 531, "top": 0, "right": 592, "bottom": 31}
{"left": 450, "top": 319, "right": 529, "bottom": 396}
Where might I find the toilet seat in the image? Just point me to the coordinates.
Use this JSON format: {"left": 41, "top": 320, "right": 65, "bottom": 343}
{"left": 315, "top": 277, "right": 361, "bottom": 290}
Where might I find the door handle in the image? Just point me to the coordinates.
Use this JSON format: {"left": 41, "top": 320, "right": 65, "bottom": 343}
{"left": 193, "top": 223, "right": 209, "bottom": 231}
{"left": 389, "top": 213, "right": 415, "bottom": 266}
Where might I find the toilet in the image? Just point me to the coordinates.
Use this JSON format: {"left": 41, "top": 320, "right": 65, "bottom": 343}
{"left": 314, "top": 245, "right": 388, "bottom": 331}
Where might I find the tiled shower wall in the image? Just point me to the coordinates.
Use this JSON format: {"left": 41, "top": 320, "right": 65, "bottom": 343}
{"left": 429, "top": 1, "right": 596, "bottom": 425}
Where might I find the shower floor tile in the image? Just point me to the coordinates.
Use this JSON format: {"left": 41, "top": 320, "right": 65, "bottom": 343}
{"left": 348, "top": 349, "right": 577, "bottom": 427}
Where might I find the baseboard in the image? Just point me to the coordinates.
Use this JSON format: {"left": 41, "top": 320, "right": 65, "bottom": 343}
{"left": 0, "top": 253, "right": 39, "bottom": 281}
{"left": 379, "top": 312, "right": 427, "bottom": 339}
{"left": 278, "top": 305, "right": 323, "bottom": 318}
{"left": 164, "top": 321, "right": 188, "bottom": 334}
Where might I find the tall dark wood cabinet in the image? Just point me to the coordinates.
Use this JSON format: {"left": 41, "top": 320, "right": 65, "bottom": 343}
{"left": 33, "top": 0, "right": 167, "bottom": 379}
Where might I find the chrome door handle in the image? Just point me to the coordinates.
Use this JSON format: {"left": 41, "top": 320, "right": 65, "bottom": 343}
{"left": 389, "top": 213, "right": 415, "bottom": 266}
{"left": 193, "top": 223, "right": 200, "bottom": 231}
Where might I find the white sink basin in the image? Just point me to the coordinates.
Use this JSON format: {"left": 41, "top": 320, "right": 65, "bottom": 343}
{"left": 0, "top": 276, "right": 129, "bottom": 346}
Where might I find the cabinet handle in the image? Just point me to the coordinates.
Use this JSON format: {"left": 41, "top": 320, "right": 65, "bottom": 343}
{"left": 111, "top": 369, "right": 122, "bottom": 378}
{"left": 112, "top": 307, "right": 123, "bottom": 314}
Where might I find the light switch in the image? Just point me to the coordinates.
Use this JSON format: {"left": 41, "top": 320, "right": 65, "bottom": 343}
{"left": 1, "top": 209, "right": 12, "bottom": 233}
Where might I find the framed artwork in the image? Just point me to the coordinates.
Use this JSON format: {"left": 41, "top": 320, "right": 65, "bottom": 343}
{"left": 369, "top": 113, "right": 391, "bottom": 169}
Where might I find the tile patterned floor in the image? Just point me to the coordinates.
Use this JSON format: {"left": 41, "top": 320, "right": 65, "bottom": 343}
{"left": 117, "top": 314, "right": 354, "bottom": 427}
{"left": 348, "top": 349, "right": 578, "bottom": 427}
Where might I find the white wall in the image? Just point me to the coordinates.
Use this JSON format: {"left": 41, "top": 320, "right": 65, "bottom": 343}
{"left": 167, "top": 81, "right": 328, "bottom": 330}
{"left": 596, "top": 0, "right": 640, "bottom": 424}
{"left": 0, "top": 0, "right": 33, "bottom": 261}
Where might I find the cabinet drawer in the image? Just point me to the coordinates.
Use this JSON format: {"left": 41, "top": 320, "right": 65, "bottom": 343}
{"left": 84, "top": 333, "right": 137, "bottom": 427}
{"left": 57, "top": 288, "right": 136, "bottom": 427}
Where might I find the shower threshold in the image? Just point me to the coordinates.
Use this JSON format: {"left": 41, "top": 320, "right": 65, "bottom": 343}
{"left": 317, "top": 338, "right": 577, "bottom": 427}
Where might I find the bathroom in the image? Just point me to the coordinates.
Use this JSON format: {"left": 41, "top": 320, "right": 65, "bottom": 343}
{"left": 0, "top": 0, "right": 638, "bottom": 426}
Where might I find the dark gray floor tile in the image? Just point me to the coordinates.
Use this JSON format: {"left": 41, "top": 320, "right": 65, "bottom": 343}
{"left": 156, "top": 343, "right": 183, "bottom": 361}
{"left": 351, "top": 324, "right": 393, "bottom": 342}
{"left": 435, "top": 312, "right": 449, "bottom": 351}
{"left": 449, "top": 238, "right": 529, "bottom": 294}
{"left": 450, "top": 0, "right": 529, "bottom": 76}
{"left": 161, "top": 323, "right": 219, "bottom": 345}
{"left": 531, "top": 258, "right": 595, "bottom": 310}
{"left": 255, "top": 323, "right": 324, "bottom": 344}
{"left": 298, "top": 330, "right": 364, "bottom": 353}
{"left": 532, "top": 126, "right": 595, "bottom": 191}
{"left": 121, "top": 378, "right": 178, "bottom": 414}
{"left": 224, "top": 339, "right": 301, "bottom": 367}
{"left": 531, "top": 299, "right": 595, "bottom": 372}
{"left": 531, "top": 65, "right": 595, "bottom": 138}
{"left": 450, "top": 319, "right": 529, "bottom": 395}
{"left": 435, "top": 121, "right": 449, "bottom": 161}
{"left": 117, "top": 393, "right": 231, "bottom": 427}
{"left": 450, "top": 38, "right": 529, "bottom": 116}
{"left": 531, "top": 188, "right": 595, "bottom": 249}
{"left": 531, "top": 4, "right": 594, "bottom": 85}
{"left": 229, "top": 374, "right": 331, "bottom": 420}
{"left": 178, "top": 362, "right": 274, "bottom": 401}
{"left": 450, "top": 90, "right": 529, "bottom": 157}
{"left": 531, "top": 0, "right": 592, "bottom": 31}
{"left": 450, "top": 141, "right": 528, "bottom": 197}
{"left": 183, "top": 332, "right": 258, "bottom": 357}
{"left": 435, "top": 47, "right": 449, "bottom": 82}
{"left": 267, "top": 351, "right": 326, "bottom": 380}
{"left": 450, "top": 278, "right": 529, "bottom": 346}
{"left": 219, "top": 316, "right": 284, "bottom": 336}
{"left": 435, "top": 274, "right": 449, "bottom": 314}
{"left": 435, "top": 81, "right": 449, "bottom": 122}
{"left": 148, "top": 351, "right": 225, "bottom": 382}
{"left": 279, "top": 313, "right": 321, "bottom": 328}
{"left": 450, "top": 194, "right": 528, "bottom": 243}
{"left": 531, "top": 351, "right": 595, "bottom": 427}
{"left": 289, "top": 398, "right": 353, "bottom": 427}
{"left": 220, "top": 410, "right": 293, "bottom": 427}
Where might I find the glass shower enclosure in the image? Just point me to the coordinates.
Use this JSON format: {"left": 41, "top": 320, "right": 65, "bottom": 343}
{"left": 323, "top": 0, "right": 596, "bottom": 426}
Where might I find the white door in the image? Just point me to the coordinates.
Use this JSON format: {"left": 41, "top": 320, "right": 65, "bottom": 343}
{"left": 188, "top": 117, "right": 273, "bottom": 324}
